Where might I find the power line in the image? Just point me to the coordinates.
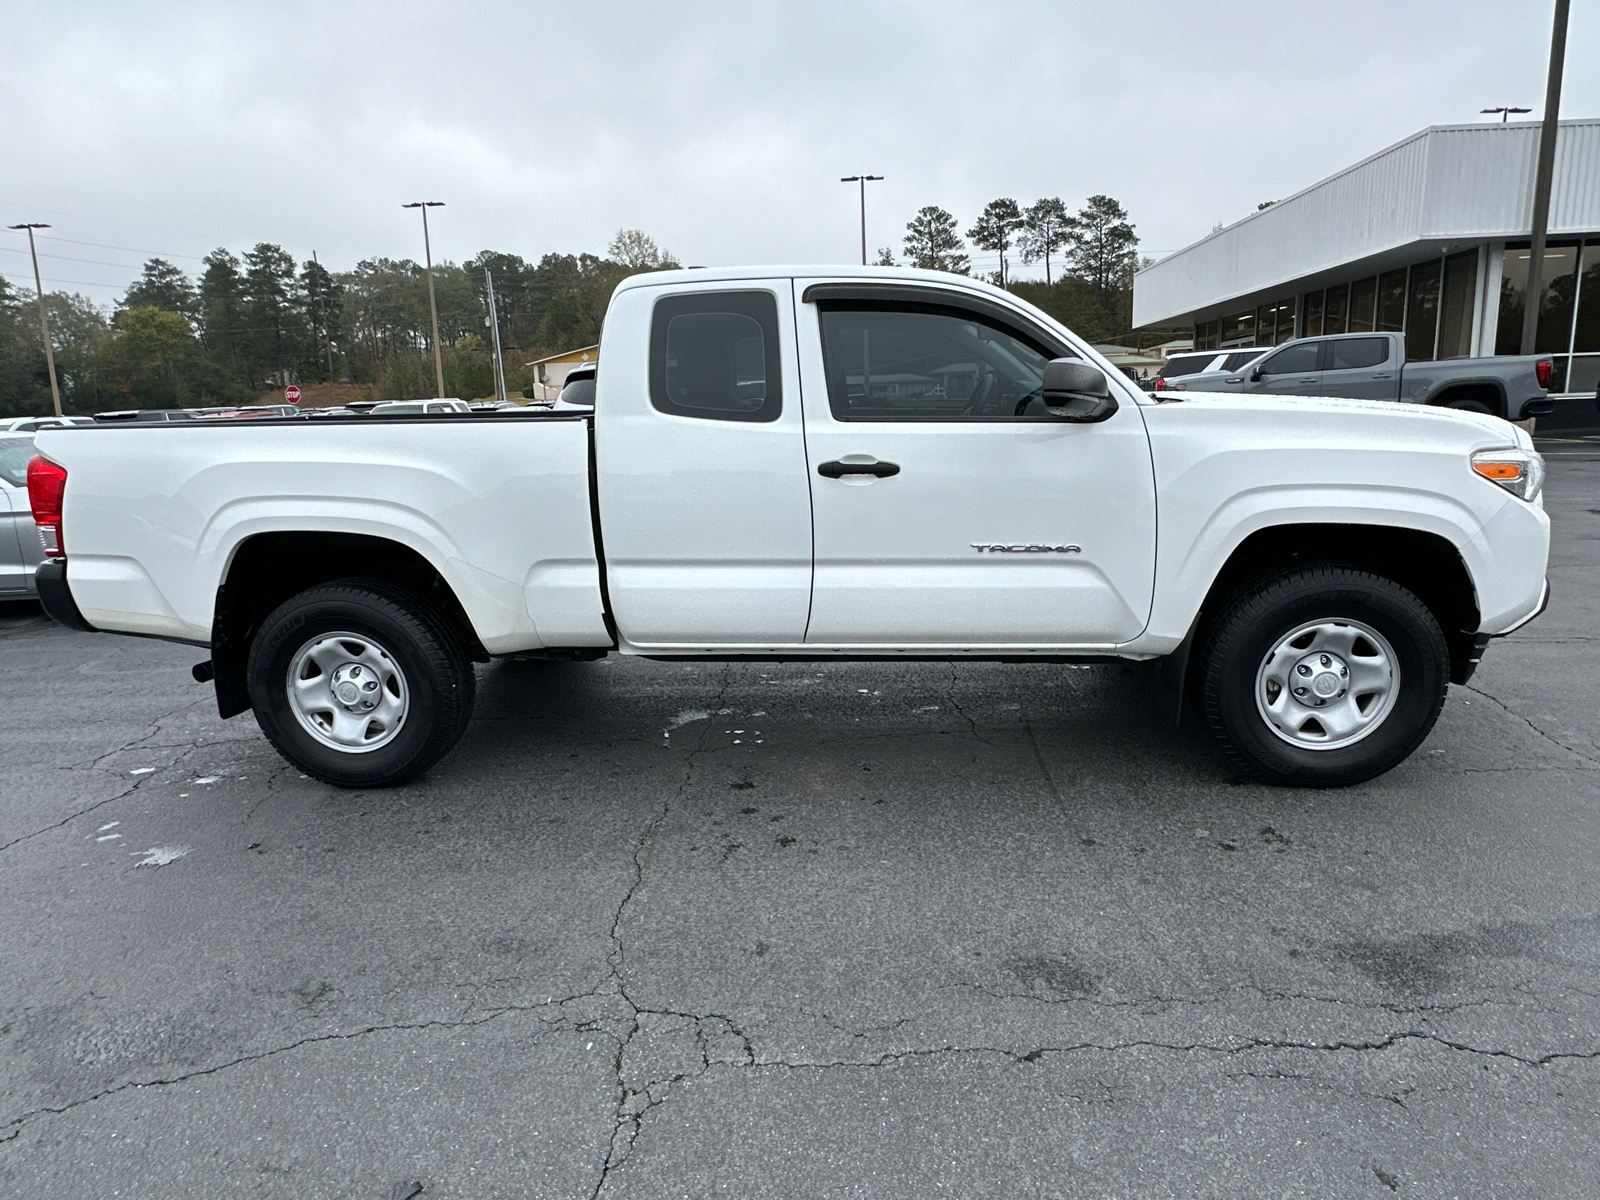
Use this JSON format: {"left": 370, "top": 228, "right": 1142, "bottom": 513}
{"left": 34, "top": 234, "right": 207, "bottom": 261}
{"left": 0, "top": 245, "right": 148, "bottom": 270}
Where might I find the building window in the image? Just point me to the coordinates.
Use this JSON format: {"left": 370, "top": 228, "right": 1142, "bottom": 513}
{"left": 1350, "top": 277, "right": 1377, "bottom": 332}
{"left": 1435, "top": 250, "right": 1479, "bottom": 360}
{"left": 1323, "top": 283, "right": 1350, "bottom": 335}
{"left": 1377, "top": 270, "right": 1407, "bottom": 332}
{"left": 1574, "top": 242, "right": 1600, "bottom": 353}
{"left": 1497, "top": 241, "right": 1581, "bottom": 357}
{"left": 1405, "top": 259, "right": 1441, "bottom": 361}
{"left": 1302, "top": 290, "right": 1324, "bottom": 337}
{"left": 1193, "top": 319, "right": 1219, "bottom": 351}
{"left": 1220, "top": 310, "right": 1256, "bottom": 347}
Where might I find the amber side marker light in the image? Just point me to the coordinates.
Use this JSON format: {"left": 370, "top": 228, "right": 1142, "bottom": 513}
{"left": 1472, "top": 461, "right": 1523, "bottom": 482}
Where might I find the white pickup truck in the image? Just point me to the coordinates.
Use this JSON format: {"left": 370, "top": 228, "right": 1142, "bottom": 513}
{"left": 26, "top": 267, "right": 1550, "bottom": 789}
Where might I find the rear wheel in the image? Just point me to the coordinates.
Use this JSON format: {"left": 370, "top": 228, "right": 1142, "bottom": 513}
{"left": 1445, "top": 398, "right": 1496, "bottom": 416}
{"left": 1197, "top": 566, "right": 1449, "bottom": 786}
{"left": 247, "top": 580, "right": 476, "bottom": 787}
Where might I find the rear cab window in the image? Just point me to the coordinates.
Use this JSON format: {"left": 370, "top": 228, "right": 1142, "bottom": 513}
{"left": 1329, "top": 337, "right": 1389, "bottom": 370}
{"left": 649, "top": 291, "right": 782, "bottom": 422}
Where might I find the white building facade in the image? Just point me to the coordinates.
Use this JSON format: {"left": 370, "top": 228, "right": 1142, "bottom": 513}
{"left": 1133, "top": 120, "right": 1600, "bottom": 401}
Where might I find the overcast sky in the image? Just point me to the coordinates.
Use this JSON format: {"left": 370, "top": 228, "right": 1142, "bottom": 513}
{"left": 2, "top": 0, "right": 1596, "bottom": 307}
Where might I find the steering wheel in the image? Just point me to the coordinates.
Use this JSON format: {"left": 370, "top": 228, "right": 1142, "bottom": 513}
{"left": 1013, "top": 390, "right": 1043, "bottom": 416}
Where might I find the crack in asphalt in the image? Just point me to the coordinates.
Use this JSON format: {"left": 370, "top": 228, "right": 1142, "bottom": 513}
{"left": 0, "top": 1011, "right": 526, "bottom": 1145}
{"left": 1463, "top": 682, "right": 1600, "bottom": 766}
{"left": 586, "top": 668, "right": 735, "bottom": 1198}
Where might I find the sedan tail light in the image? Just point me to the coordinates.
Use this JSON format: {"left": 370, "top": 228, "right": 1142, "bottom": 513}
{"left": 27, "top": 455, "right": 67, "bottom": 557}
{"left": 1535, "top": 358, "right": 1553, "bottom": 389}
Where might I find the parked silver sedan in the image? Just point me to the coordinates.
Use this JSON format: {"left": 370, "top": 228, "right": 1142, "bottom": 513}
{"left": 0, "top": 435, "right": 43, "bottom": 597}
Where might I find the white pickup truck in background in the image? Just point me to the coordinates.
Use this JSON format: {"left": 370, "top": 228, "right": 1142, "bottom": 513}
{"left": 27, "top": 267, "right": 1550, "bottom": 789}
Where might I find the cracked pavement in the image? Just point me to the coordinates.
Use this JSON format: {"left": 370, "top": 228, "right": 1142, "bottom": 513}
{"left": 1, "top": 447, "right": 1597, "bottom": 1197}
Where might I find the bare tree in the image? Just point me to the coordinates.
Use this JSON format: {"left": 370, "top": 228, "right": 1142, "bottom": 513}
{"left": 607, "top": 229, "right": 680, "bottom": 271}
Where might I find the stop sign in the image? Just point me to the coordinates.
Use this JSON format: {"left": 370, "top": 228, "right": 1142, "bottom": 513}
{"left": 285, "top": 385, "right": 301, "bottom": 405}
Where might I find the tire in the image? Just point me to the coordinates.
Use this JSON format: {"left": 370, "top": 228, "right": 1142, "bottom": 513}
{"left": 247, "top": 579, "right": 476, "bottom": 788}
{"left": 1445, "top": 398, "right": 1496, "bottom": 416}
{"left": 1197, "top": 566, "right": 1449, "bottom": 787}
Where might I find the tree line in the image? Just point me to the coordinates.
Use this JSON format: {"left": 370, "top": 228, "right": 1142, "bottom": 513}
{"left": 0, "top": 230, "right": 679, "bottom": 415}
{"left": 0, "top": 198, "right": 1148, "bottom": 418}
{"left": 887, "top": 194, "right": 1143, "bottom": 344}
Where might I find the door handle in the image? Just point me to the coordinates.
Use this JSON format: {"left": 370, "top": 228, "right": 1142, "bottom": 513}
{"left": 818, "top": 459, "right": 900, "bottom": 479}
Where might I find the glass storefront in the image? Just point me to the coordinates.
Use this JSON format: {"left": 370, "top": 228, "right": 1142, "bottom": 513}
{"left": 1187, "top": 237, "right": 1600, "bottom": 393}
{"left": 1498, "top": 237, "right": 1600, "bottom": 394}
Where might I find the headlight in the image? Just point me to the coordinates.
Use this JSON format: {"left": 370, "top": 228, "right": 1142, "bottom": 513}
{"left": 1471, "top": 447, "right": 1544, "bottom": 503}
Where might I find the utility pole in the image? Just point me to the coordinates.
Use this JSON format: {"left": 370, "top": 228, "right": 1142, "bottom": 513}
{"left": 8, "top": 223, "right": 64, "bottom": 417}
{"left": 840, "top": 175, "right": 884, "bottom": 265}
{"left": 1520, "top": 0, "right": 1569, "bottom": 356}
{"left": 1481, "top": 106, "right": 1531, "bottom": 122}
{"left": 484, "top": 267, "right": 508, "bottom": 405}
{"left": 313, "top": 250, "right": 334, "bottom": 381}
{"left": 403, "top": 201, "right": 447, "bottom": 396}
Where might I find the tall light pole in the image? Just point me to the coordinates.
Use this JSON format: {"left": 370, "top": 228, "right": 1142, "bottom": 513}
{"left": 840, "top": 175, "right": 884, "bottom": 266}
{"left": 1480, "top": 106, "right": 1531, "bottom": 122}
{"left": 1520, "top": 0, "right": 1569, "bottom": 357}
{"left": 8, "top": 223, "right": 64, "bottom": 417}
{"left": 403, "top": 201, "right": 447, "bottom": 397}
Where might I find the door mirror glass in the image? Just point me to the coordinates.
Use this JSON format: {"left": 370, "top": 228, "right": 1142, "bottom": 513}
{"left": 1041, "top": 360, "right": 1118, "bottom": 422}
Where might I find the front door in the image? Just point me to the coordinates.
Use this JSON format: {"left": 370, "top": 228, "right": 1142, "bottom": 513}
{"left": 797, "top": 288, "right": 1156, "bottom": 647}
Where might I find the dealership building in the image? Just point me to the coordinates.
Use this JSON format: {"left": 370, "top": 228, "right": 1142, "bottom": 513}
{"left": 1132, "top": 119, "right": 1600, "bottom": 405}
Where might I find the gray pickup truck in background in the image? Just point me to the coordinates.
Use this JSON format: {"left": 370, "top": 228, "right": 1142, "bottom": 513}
{"left": 1175, "top": 331, "right": 1553, "bottom": 420}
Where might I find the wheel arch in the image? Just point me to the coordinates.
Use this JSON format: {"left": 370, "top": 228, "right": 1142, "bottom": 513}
{"left": 211, "top": 531, "right": 489, "bottom": 719}
{"left": 1427, "top": 380, "right": 1507, "bottom": 417}
{"left": 1179, "top": 523, "right": 1483, "bottom": 698}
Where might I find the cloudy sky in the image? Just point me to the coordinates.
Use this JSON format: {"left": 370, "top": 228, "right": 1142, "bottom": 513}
{"left": 2, "top": 0, "right": 1596, "bottom": 307}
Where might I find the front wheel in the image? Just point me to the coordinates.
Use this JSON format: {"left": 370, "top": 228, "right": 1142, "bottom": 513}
{"left": 247, "top": 580, "right": 476, "bottom": 787}
{"left": 1197, "top": 567, "right": 1449, "bottom": 787}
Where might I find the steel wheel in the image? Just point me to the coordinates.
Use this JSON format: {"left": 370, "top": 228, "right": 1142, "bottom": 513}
{"left": 1254, "top": 617, "right": 1399, "bottom": 750}
{"left": 287, "top": 630, "right": 409, "bottom": 753}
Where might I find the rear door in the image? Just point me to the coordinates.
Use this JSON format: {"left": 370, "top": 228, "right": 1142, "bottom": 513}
{"left": 1318, "top": 336, "right": 1397, "bottom": 399}
{"left": 1247, "top": 339, "right": 1324, "bottom": 395}
{"left": 797, "top": 284, "right": 1156, "bottom": 647}
{"left": 594, "top": 279, "right": 814, "bottom": 647}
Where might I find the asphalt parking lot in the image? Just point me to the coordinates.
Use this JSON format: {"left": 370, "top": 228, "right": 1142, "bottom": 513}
{"left": 1, "top": 445, "right": 1596, "bottom": 1199}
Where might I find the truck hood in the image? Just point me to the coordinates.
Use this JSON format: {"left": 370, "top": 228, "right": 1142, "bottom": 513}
{"left": 1158, "top": 391, "right": 1533, "bottom": 450}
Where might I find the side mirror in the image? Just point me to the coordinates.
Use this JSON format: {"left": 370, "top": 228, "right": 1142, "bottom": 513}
{"left": 1041, "top": 359, "right": 1118, "bottom": 423}
{"left": 1249, "top": 368, "right": 1265, "bottom": 383}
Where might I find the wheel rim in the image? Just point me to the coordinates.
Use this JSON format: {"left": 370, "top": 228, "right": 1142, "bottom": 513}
{"left": 1254, "top": 618, "right": 1400, "bottom": 751}
{"left": 286, "top": 630, "right": 409, "bottom": 754}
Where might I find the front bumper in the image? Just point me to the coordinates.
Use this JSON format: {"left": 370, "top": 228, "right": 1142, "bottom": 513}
{"left": 1495, "top": 576, "right": 1550, "bottom": 637}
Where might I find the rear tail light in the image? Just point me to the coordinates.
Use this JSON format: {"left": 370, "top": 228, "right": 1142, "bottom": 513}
{"left": 1535, "top": 358, "right": 1553, "bottom": 389}
{"left": 1154, "top": 377, "right": 1166, "bottom": 391}
{"left": 27, "top": 455, "right": 67, "bottom": 557}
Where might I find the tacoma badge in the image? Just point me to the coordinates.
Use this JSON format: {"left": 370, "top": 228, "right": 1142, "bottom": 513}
{"left": 971, "top": 543, "right": 1082, "bottom": 553}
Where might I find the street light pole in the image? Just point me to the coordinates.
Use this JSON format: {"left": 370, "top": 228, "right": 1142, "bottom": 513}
{"left": 1481, "top": 106, "right": 1531, "bottom": 122}
{"left": 1520, "top": 0, "right": 1570, "bottom": 357}
{"left": 403, "top": 201, "right": 447, "bottom": 397}
{"left": 840, "top": 175, "right": 884, "bottom": 265}
{"left": 8, "top": 223, "right": 63, "bottom": 417}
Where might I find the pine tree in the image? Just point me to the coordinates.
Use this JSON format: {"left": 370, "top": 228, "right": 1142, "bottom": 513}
{"left": 1019, "top": 198, "right": 1074, "bottom": 286}
{"left": 967, "top": 199, "right": 1024, "bottom": 287}
{"left": 902, "top": 206, "right": 969, "bottom": 275}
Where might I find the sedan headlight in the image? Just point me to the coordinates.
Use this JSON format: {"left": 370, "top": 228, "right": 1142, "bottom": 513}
{"left": 1471, "top": 447, "right": 1544, "bottom": 503}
